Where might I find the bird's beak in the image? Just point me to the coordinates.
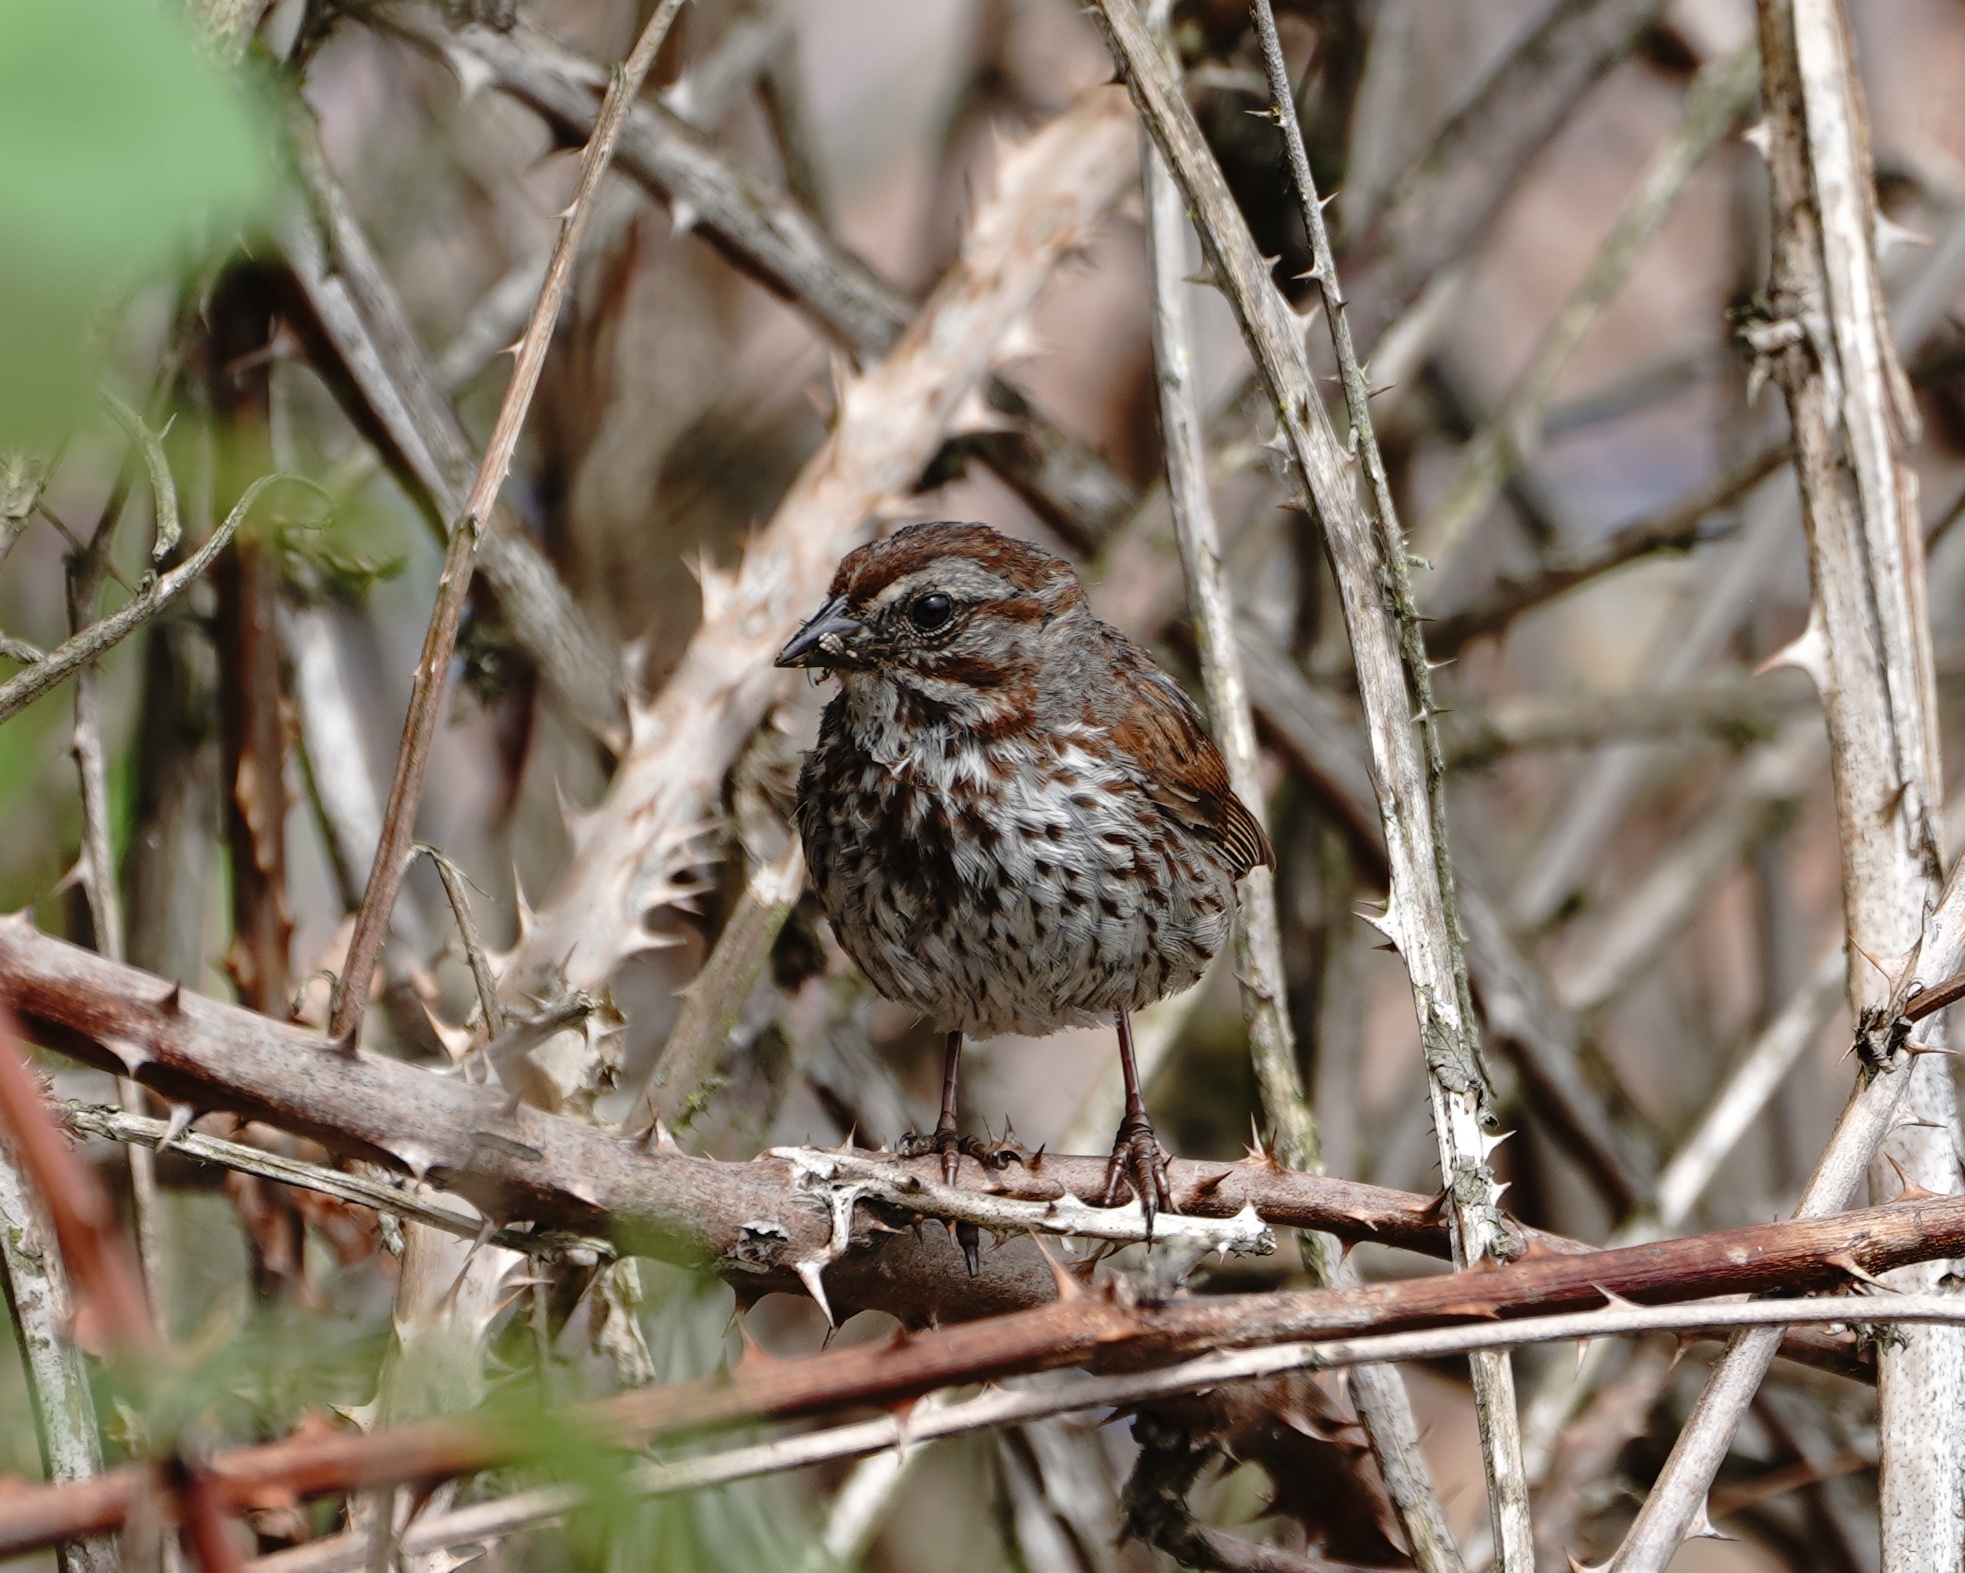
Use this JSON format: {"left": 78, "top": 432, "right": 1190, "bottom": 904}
{"left": 775, "top": 596, "right": 868, "bottom": 669}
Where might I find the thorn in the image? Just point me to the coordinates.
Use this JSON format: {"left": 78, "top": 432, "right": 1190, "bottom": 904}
{"left": 1189, "top": 1167, "right": 1232, "bottom": 1198}
{"left": 1031, "top": 1236, "right": 1085, "bottom": 1301}
{"left": 1876, "top": 213, "right": 1933, "bottom": 255}
{"left": 1741, "top": 120, "right": 1772, "bottom": 160}
{"left": 734, "top": 1321, "right": 776, "bottom": 1368}
{"left": 158, "top": 983, "right": 183, "bottom": 1015}
{"left": 1687, "top": 1500, "right": 1733, "bottom": 1541}
{"left": 163, "top": 1104, "right": 196, "bottom": 1145}
{"left": 1825, "top": 1249, "right": 1891, "bottom": 1290}
{"left": 1592, "top": 1282, "right": 1644, "bottom": 1311}
{"left": 793, "top": 1257, "right": 835, "bottom": 1326}
{"left": 1754, "top": 616, "right": 1830, "bottom": 693}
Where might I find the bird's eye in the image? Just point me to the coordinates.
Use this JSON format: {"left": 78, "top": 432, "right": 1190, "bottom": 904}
{"left": 908, "top": 592, "right": 955, "bottom": 633}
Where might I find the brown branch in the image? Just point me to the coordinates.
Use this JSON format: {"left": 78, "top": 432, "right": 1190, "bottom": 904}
{"left": 207, "top": 268, "right": 292, "bottom": 1020}
{"left": 0, "top": 1007, "right": 155, "bottom": 1359}
{"left": 0, "top": 919, "right": 1495, "bottom": 1307}
{"left": 8, "top": 1187, "right": 1963, "bottom": 1558}
{"left": 328, "top": 0, "right": 688, "bottom": 1043}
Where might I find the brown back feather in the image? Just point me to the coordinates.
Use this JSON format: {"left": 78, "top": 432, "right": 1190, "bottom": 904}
{"left": 1100, "top": 644, "right": 1274, "bottom": 878}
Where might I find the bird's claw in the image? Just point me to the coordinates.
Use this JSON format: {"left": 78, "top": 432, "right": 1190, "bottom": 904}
{"left": 1097, "top": 1109, "right": 1174, "bottom": 1244}
{"left": 895, "top": 1125, "right": 1022, "bottom": 1277}
{"left": 897, "top": 1123, "right": 1026, "bottom": 1187}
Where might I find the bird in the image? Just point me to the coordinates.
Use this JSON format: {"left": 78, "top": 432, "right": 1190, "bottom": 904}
{"left": 776, "top": 521, "right": 1272, "bottom": 1238}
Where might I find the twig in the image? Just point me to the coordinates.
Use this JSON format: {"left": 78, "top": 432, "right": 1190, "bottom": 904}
{"left": 794, "top": 1429, "right": 931, "bottom": 1573}
{"left": 1236, "top": 542, "right": 1654, "bottom": 1219}
{"left": 329, "top": 0, "right": 690, "bottom": 1044}
{"left": 1143, "top": 6, "right": 1295, "bottom": 1174}
{"left": 429, "top": 7, "right": 792, "bottom": 396}
{"left": 71, "top": 392, "right": 203, "bottom": 1338}
{"left": 1428, "top": 438, "right": 1792, "bottom": 657}
{"left": 282, "top": 605, "right": 433, "bottom": 957}
{"left": 0, "top": 1113, "right": 120, "bottom": 1573}
{"left": 62, "top": 1104, "right": 596, "bottom": 1260}
{"left": 1648, "top": 942, "right": 1849, "bottom": 1235}
{"left": 1506, "top": 488, "right": 1794, "bottom": 932}
{"left": 98, "top": 393, "right": 179, "bottom": 560}
{"left": 1453, "top": 881, "right": 1653, "bottom": 1215}
{"left": 412, "top": 845, "right": 505, "bottom": 1040}
{"left": 1143, "top": 11, "right": 1464, "bottom": 1570}
{"left": 1239, "top": 3, "right": 1531, "bottom": 1562}
{"left": 753, "top": 7, "right": 828, "bottom": 220}
{"left": 1418, "top": 41, "right": 1760, "bottom": 569}
{"left": 495, "top": 91, "right": 1137, "bottom": 1014}
{"left": 58, "top": 431, "right": 163, "bottom": 1304}
{"left": 0, "top": 475, "right": 300, "bottom": 726}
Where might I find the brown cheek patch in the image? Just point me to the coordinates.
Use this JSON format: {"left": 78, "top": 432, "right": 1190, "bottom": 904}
{"left": 928, "top": 652, "right": 1013, "bottom": 688}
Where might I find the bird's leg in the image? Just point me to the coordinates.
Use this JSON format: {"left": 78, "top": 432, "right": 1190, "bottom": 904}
{"left": 1098, "top": 1009, "right": 1174, "bottom": 1241}
{"left": 897, "top": 1031, "right": 1021, "bottom": 1186}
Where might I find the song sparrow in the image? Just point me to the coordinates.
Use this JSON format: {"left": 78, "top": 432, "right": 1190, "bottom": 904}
{"left": 777, "top": 522, "right": 1271, "bottom": 1237}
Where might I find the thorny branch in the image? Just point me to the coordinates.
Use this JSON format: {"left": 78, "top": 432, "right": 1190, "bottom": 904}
{"left": 1241, "top": 2, "right": 1531, "bottom": 1562}
{"left": 7, "top": 1187, "right": 1965, "bottom": 1557}
{"left": 0, "top": 475, "right": 303, "bottom": 726}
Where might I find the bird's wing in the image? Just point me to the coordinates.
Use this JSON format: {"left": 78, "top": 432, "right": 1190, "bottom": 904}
{"left": 1101, "top": 643, "right": 1274, "bottom": 878}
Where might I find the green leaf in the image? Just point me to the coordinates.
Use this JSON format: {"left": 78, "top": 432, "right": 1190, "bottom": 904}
{"left": 0, "top": 0, "right": 280, "bottom": 441}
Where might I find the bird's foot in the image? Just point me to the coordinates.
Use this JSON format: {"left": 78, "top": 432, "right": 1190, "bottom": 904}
{"left": 897, "top": 1122, "right": 1025, "bottom": 1277}
{"left": 898, "top": 1120, "right": 1026, "bottom": 1186}
{"left": 1097, "top": 1108, "right": 1174, "bottom": 1243}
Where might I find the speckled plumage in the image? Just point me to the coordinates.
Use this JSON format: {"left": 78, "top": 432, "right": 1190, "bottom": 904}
{"left": 783, "top": 522, "right": 1270, "bottom": 1042}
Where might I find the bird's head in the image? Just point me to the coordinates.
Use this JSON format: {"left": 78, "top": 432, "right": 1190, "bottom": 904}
{"left": 776, "top": 522, "right": 1087, "bottom": 728}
